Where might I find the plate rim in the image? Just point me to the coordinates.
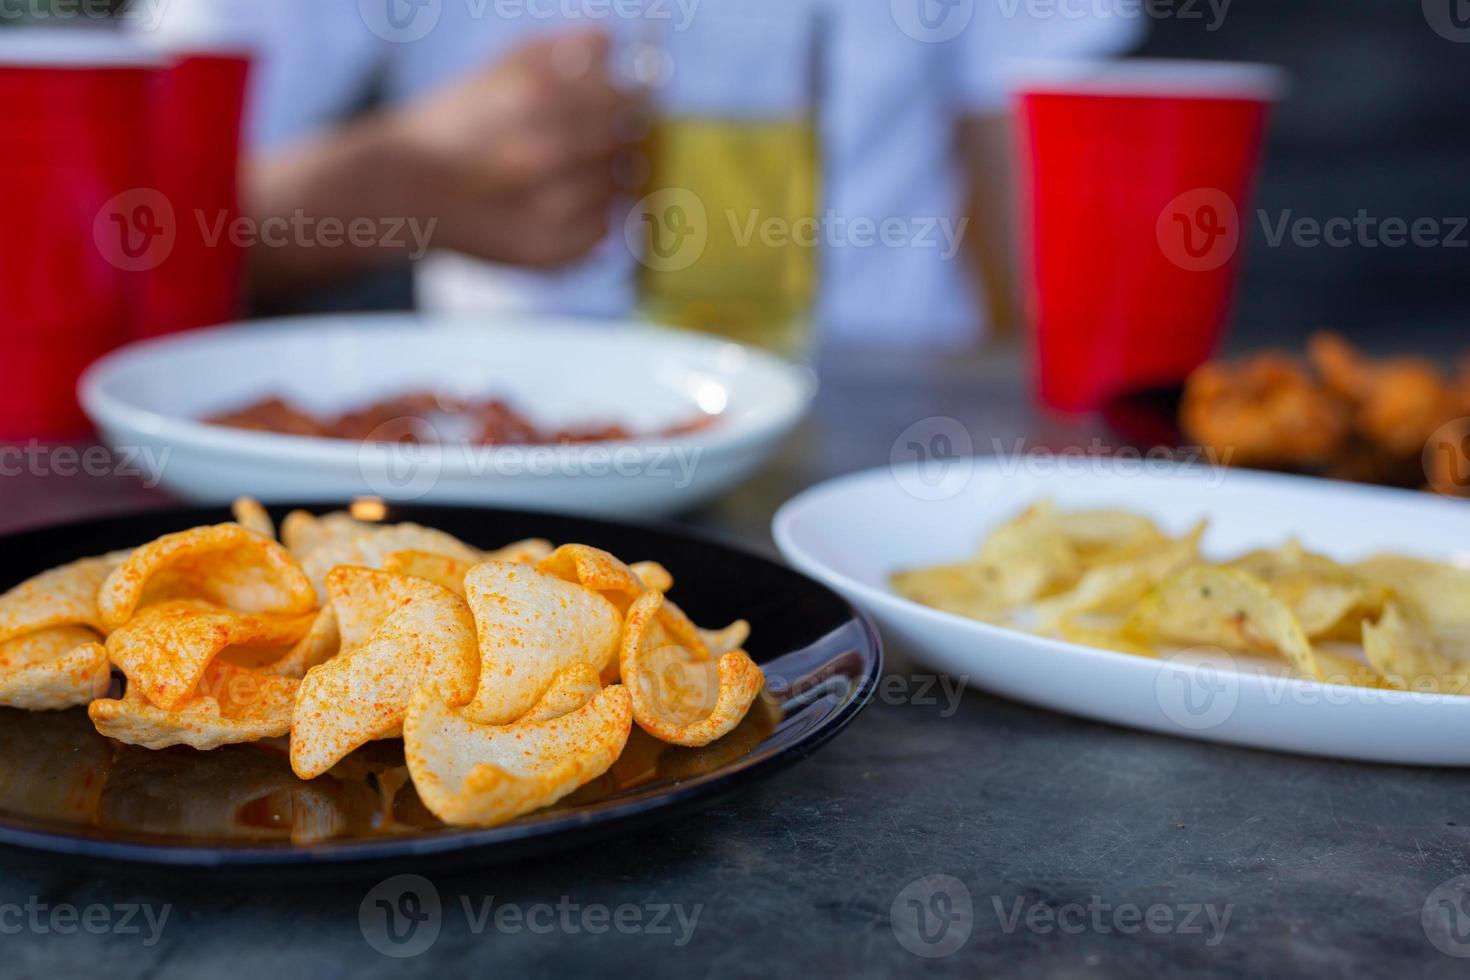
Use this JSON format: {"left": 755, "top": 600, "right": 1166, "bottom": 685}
{"left": 772, "top": 460, "right": 1470, "bottom": 709}
{"left": 77, "top": 313, "right": 819, "bottom": 470}
{"left": 0, "top": 502, "right": 882, "bottom": 867}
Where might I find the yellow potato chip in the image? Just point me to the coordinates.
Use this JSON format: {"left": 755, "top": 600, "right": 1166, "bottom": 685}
{"left": 403, "top": 681, "right": 632, "bottom": 827}
{"left": 1032, "top": 522, "right": 1204, "bottom": 630}
{"left": 620, "top": 591, "right": 764, "bottom": 747}
{"left": 89, "top": 660, "right": 299, "bottom": 750}
{"left": 105, "top": 599, "right": 314, "bottom": 712}
{"left": 231, "top": 497, "right": 276, "bottom": 540}
{"left": 98, "top": 523, "right": 316, "bottom": 631}
{"left": 1126, "top": 567, "right": 1323, "bottom": 679}
{"left": 521, "top": 664, "right": 607, "bottom": 724}
{"left": 1231, "top": 541, "right": 1386, "bottom": 639}
{"left": 0, "top": 553, "right": 126, "bottom": 645}
{"left": 536, "top": 544, "right": 648, "bottom": 608}
{"left": 1362, "top": 602, "right": 1470, "bottom": 694}
{"left": 0, "top": 627, "right": 111, "bottom": 710}
{"left": 1355, "top": 556, "right": 1470, "bottom": 630}
{"left": 290, "top": 569, "right": 479, "bottom": 779}
{"left": 382, "top": 550, "right": 477, "bottom": 596}
{"left": 248, "top": 604, "right": 340, "bottom": 679}
{"left": 630, "top": 561, "right": 674, "bottom": 594}
{"left": 460, "top": 561, "right": 622, "bottom": 725}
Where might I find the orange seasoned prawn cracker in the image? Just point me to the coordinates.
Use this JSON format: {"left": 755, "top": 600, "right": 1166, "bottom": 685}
{"left": 290, "top": 569, "right": 479, "bottom": 779}
{"left": 105, "top": 600, "right": 314, "bottom": 712}
{"left": 461, "top": 561, "right": 623, "bottom": 725}
{"left": 620, "top": 591, "right": 764, "bottom": 747}
{"left": 0, "top": 553, "right": 127, "bottom": 645}
{"left": 89, "top": 660, "right": 299, "bottom": 751}
{"left": 0, "top": 627, "right": 111, "bottom": 711}
{"left": 403, "top": 681, "right": 632, "bottom": 827}
{"left": 98, "top": 523, "right": 315, "bottom": 631}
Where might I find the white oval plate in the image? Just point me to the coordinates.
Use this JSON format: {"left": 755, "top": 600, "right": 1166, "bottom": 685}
{"left": 774, "top": 459, "right": 1470, "bottom": 766}
{"left": 81, "top": 314, "right": 814, "bottom": 518}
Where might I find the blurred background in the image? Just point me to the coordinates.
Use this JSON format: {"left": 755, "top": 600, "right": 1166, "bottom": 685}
{"left": 6, "top": 0, "right": 1465, "bottom": 354}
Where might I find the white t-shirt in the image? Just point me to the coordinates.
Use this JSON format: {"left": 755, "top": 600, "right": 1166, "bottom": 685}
{"left": 148, "top": 0, "right": 1140, "bottom": 346}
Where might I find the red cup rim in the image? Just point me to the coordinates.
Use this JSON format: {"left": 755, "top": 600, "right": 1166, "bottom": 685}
{"left": 1005, "top": 57, "right": 1287, "bottom": 102}
{"left": 0, "top": 28, "right": 250, "bottom": 69}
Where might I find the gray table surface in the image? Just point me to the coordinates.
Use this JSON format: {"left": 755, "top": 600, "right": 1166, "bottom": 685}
{"left": 2, "top": 346, "right": 1467, "bottom": 980}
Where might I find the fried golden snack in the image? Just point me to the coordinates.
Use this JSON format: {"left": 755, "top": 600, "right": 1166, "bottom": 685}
{"left": 290, "top": 569, "right": 479, "bottom": 779}
{"left": 231, "top": 497, "right": 276, "bottom": 540}
{"left": 0, "top": 628, "right": 111, "bottom": 711}
{"left": 98, "top": 523, "right": 316, "bottom": 631}
{"left": 1180, "top": 353, "right": 1351, "bottom": 467}
{"left": 620, "top": 591, "right": 764, "bottom": 747}
{"left": 404, "top": 679, "right": 632, "bottom": 827}
{"left": 0, "top": 553, "right": 126, "bottom": 645}
{"left": 460, "top": 561, "right": 623, "bottom": 725}
{"left": 1310, "top": 332, "right": 1462, "bottom": 460}
{"left": 105, "top": 600, "right": 314, "bottom": 712}
{"left": 89, "top": 660, "right": 300, "bottom": 750}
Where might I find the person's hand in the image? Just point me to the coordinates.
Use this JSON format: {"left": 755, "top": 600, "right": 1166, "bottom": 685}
{"left": 386, "top": 28, "right": 629, "bottom": 268}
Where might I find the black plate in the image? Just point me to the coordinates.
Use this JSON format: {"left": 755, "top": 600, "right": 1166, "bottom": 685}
{"left": 0, "top": 504, "right": 880, "bottom": 872}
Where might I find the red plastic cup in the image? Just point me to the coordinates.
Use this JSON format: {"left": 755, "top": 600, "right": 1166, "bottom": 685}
{"left": 1013, "top": 60, "right": 1283, "bottom": 414}
{"left": 0, "top": 32, "right": 249, "bottom": 440}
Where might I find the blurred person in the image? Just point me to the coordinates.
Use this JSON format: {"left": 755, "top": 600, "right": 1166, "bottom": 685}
{"left": 148, "top": 0, "right": 1140, "bottom": 346}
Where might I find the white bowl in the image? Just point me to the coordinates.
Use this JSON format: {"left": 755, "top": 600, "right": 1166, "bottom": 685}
{"left": 80, "top": 314, "right": 815, "bottom": 518}
{"left": 774, "top": 459, "right": 1470, "bottom": 766}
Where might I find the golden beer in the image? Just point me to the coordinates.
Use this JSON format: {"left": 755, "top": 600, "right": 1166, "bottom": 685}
{"left": 636, "top": 116, "right": 820, "bottom": 357}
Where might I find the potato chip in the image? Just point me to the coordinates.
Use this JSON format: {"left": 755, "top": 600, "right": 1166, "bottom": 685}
{"left": 1032, "top": 522, "right": 1204, "bottom": 630}
{"left": 290, "top": 569, "right": 479, "bottom": 779}
{"left": 630, "top": 561, "right": 674, "bottom": 594}
{"left": 1231, "top": 541, "right": 1387, "bottom": 639}
{"left": 382, "top": 550, "right": 477, "bottom": 596}
{"left": 105, "top": 599, "right": 314, "bottom": 712}
{"left": 536, "top": 544, "right": 648, "bottom": 607}
{"left": 620, "top": 591, "right": 764, "bottom": 747}
{"left": 89, "top": 660, "right": 299, "bottom": 750}
{"left": 98, "top": 523, "right": 316, "bottom": 631}
{"left": 521, "top": 664, "right": 607, "bottom": 724}
{"left": 1362, "top": 602, "right": 1470, "bottom": 694}
{"left": 231, "top": 497, "right": 276, "bottom": 540}
{"left": 1126, "top": 567, "right": 1323, "bottom": 678}
{"left": 0, "top": 553, "right": 126, "bottom": 645}
{"left": 1355, "top": 556, "right": 1470, "bottom": 630}
{"left": 0, "top": 627, "right": 111, "bottom": 711}
{"left": 460, "top": 561, "right": 622, "bottom": 725}
{"left": 283, "top": 510, "right": 483, "bottom": 597}
{"left": 403, "top": 681, "right": 632, "bottom": 827}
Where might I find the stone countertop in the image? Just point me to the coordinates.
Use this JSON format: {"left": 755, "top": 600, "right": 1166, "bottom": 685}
{"left": 1, "top": 345, "right": 1465, "bottom": 979}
